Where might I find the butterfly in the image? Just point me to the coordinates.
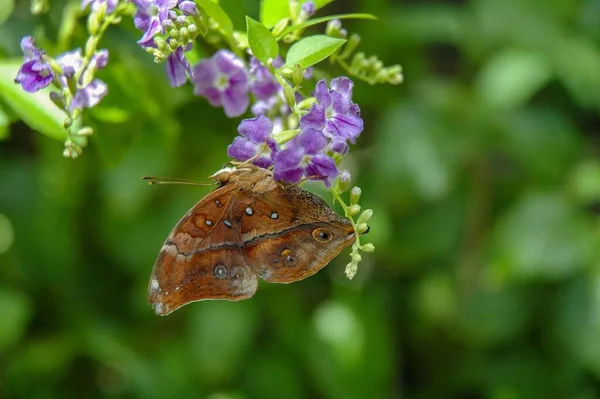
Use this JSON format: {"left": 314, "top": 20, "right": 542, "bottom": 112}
{"left": 147, "top": 165, "right": 355, "bottom": 315}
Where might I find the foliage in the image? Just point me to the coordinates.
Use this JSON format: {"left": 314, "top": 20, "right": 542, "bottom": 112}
{"left": 1, "top": 0, "right": 600, "bottom": 398}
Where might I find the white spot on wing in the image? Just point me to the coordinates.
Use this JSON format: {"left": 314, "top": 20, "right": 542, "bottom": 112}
{"left": 271, "top": 212, "right": 278, "bottom": 219}
{"left": 245, "top": 207, "right": 253, "bottom": 215}
{"left": 150, "top": 278, "right": 159, "bottom": 291}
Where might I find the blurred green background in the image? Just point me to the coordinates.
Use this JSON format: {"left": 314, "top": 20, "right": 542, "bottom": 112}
{"left": 2, "top": 0, "right": 600, "bottom": 397}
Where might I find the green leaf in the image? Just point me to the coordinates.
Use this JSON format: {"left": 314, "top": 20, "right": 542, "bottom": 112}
{"left": 260, "top": 0, "right": 289, "bottom": 28}
{"left": 197, "top": 0, "right": 234, "bottom": 38}
{"left": 285, "top": 35, "right": 346, "bottom": 69}
{"left": 277, "top": 13, "right": 377, "bottom": 39}
{"left": 246, "top": 16, "right": 279, "bottom": 63}
{"left": 0, "top": 288, "right": 32, "bottom": 350}
{"left": 0, "top": 60, "right": 65, "bottom": 141}
{"left": 0, "top": 0, "right": 14, "bottom": 24}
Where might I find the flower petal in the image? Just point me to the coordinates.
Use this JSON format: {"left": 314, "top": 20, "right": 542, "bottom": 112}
{"left": 227, "top": 137, "right": 258, "bottom": 161}
{"left": 297, "top": 127, "right": 326, "bottom": 155}
{"left": 330, "top": 77, "right": 353, "bottom": 100}
{"left": 238, "top": 114, "right": 273, "bottom": 142}
{"left": 306, "top": 153, "right": 338, "bottom": 186}
{"left": 300, "top": 105, "right": 325, "bottom": 130}
{"left": 325, "top": 113, "right": 363, "bottom": 142}
{"left": 214, "top": 50, "right": 246, "bottom": 75}
{"left": 222, "top": 86, "right": 249, "bottom": 117}
{"left": 314, "top": 78, "right": 331, "bottom": 108}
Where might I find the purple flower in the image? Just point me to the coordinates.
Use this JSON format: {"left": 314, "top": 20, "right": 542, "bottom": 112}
{"left": 192, "top": 50, "right": 250, "bottom": 117}
{"left": 132, "top": 0, "right": 178, "bottom": 45}
{"left": 56, "top": 49, "right": 108, "bottom": 110}
{"left": 81, "top": 0, "right": 118, "bottom": 13}
{"left": 227, "top": 114, "right": 279, "bottom": 168}
{"left": 249, "top": 57, "right": 279, "bottom": 101}
{"left": 14, "top": 37, "right": 54, "bottom": 93}
{"left": 300, "top": 77, "right": 363, "bottom": 152}
{"left": 166, "top": 46, "right": 192, "bottom": 87}
{"left": 273, "top": 127, "right": 338, "bottom": 186}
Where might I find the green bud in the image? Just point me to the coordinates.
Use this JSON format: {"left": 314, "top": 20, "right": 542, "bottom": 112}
{"left": 289, "top": 0, "right": 300, "bottom": 21}
{"left": 325, "top": 19, "right": 342, "bottom": 37}
{"left": 348, "top": 204, "right": 361, "bottom": 216}
{"left": 281, "top": 80, "right": 296, "bottom": 109}
{"left": 297, "top": 97, "right": 317, "bottom": 110}
{"left": 387, "top": 65, "right": 404, "bottom": 84}
{"left": 63, "top": 117, "right": 73, "bottom": 128}
{"left": 350, "top": 186, "right": 361, "bottom": 204}
{"left": 357, "top": 223, "right": 369, "bottom": 234}
{"left": 169, "top": 28, "right": 181, "bottom": 41}
{"left": 357, "top": 209, "right": 373, "bottom": 224}
{"left": 180, "top": 27, "right": 190, "bottom": 43}
{"left": 77, "top": 127, "right": 94, "bottom": 136}
{"left": 292, "top": 64, "right": 303, "bottom": 88}
{"left": 85, "top": 37, "right": 95, "bottom": 59}
{"left": 271, "top": 18, "right": 290, "bottom": 38}
{"left": 49, "top": 91, "right": 64, "bottom": 109}
{"left": 154, "top": 37, "right": 169, "bottom": 53}
{"left": 361, "top": 243, "right": 375, "bottom": 252}
{"left": 351, "top": 252, "right": 362, "bottom": 262}
{"left": 87, "top": 6, "right": 103, "bottom": 36}
{"left": 168, "top": 38, "right": 180, "bottom": 51}
{"left": 272, "top": 128, "right": 300, "bottom": 145}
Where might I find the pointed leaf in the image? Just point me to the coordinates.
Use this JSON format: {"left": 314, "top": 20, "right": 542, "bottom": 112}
{"left": 246, "top": 16, "right": 279, "bottom": 63}
{"left": 284, "top": 35, "right": 346, "bottom": 69}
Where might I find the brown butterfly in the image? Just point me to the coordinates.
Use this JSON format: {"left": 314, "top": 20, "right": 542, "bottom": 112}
{"left": 147, "top": 165, "right": 355, "bottom": 315}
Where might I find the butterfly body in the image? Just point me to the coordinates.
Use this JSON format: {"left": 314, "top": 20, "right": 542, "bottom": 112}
{"left": 148, "top": 165, "right": 355, "bottom": 315}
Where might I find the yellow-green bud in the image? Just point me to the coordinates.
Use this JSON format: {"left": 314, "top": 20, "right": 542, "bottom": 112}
{"left": 361, "top": 243, "right": 375, "bottom": 252}
{"left": 357, "top": 223, "right": 369, "bottom": 234}
{"left": 350, "top": 186, "right": 361, "bottom": 204}
{"left": 271, "top": 18, "right": 290, "bottom": 38}
{"left": 357, "top": 209, "right": 373, "bottom": 224}
{"left": 348, "top": 204, "right": 361, "bottom": 216}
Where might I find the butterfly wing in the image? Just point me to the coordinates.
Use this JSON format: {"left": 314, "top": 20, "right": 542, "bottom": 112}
{"left": 148, "top": 184, "right": 257, "bottom": 316}
{"left": 232, "top": 182, "right": 356, "bottom": 283}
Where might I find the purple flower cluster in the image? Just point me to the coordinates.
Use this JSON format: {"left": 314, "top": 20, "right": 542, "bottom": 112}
{"left": 131, "top": 0, "right": 196, "bottom": 87}
{"left": 14, "top": 37, "right": 109, "bottom": 110}
{"left": 228, "top": 77, "right": 363, "bottom": 186}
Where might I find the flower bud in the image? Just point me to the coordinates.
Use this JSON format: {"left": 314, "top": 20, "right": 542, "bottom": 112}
{"left": 180, "top": 27, "right": 190, "bottom": 43}
{"left": 350, "top": 186, "right": 361, "bottom": 204}
{"left": 49, "top": 91, "right": 64, "bottom": 109}
{"left": 176, "top": 15, "right": 187, "bottom": 26}
{"left": 154, "top": 37, "right": 170, "bottom": 53}
{"left": 357, "top": 223, "right": 369, "bottom": 234}
{"left": 351, "top": 252, "right": 362, "bottom": 263}
{"left": 326, "top": 19, "right": 342, "bottom": 36}
{"left": 271, "top": 18, "right": 290, "bottom": 38}
{"left": 281, "top": 80, "right": 296, "bottom": 109}
{"left": 292, "top": 64, "right": 303, "bottom": 88}
{"left": 179, "top": 0, "right": 198, "bottom": 16}
{"left": 76, "top": 126, "right": 94, "bottom": 136}
{"left": 345, "top": 262, "right": 357, "bottom": 279}
{"left": 361, "top": 243, "right": 375, "bottom": 252}
{"left": 357, "top": 209, "right": 373, "bottom": 224}
{"left": 348, "top": 204, "right": 361, "bottom": 216}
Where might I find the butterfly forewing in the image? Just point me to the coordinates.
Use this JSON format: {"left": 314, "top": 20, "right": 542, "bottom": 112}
{"left": 148, "top": 182, "right": 257, "bottom": 315}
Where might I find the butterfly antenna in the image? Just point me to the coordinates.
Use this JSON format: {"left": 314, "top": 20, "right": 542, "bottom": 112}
{"left": 141, "top": 176, "right": 217, "bottom": 186}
